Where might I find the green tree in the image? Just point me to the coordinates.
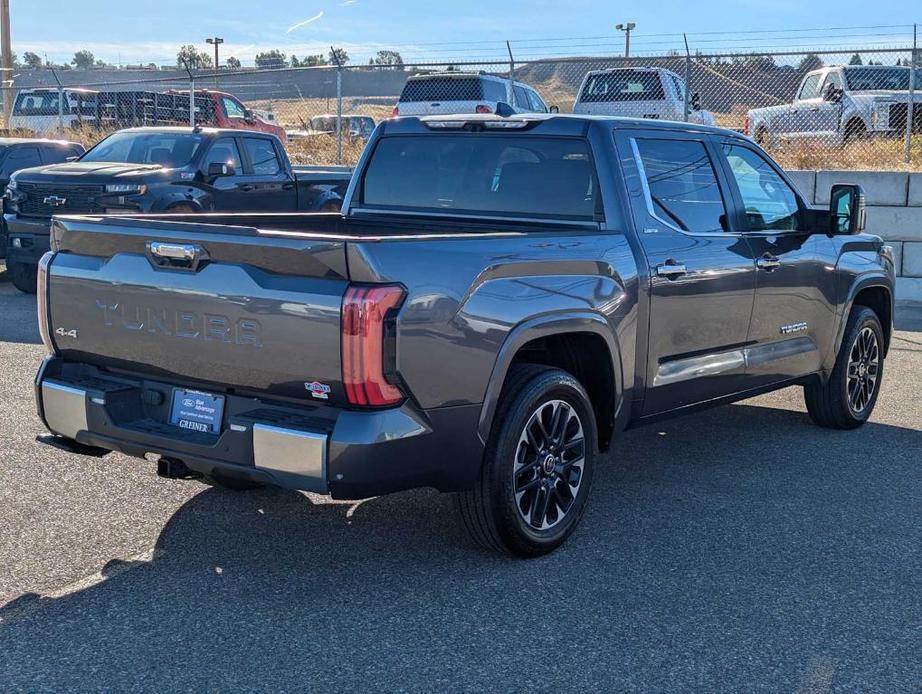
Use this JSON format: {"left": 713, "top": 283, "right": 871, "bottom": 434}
{"left": 372, "top": 50, "right": 403, "bottom": 70}
{"left": 303, "top": 54, "right": 328, "bottom": 67}
{"left": 226, "top": 56, "right": 242, "bottom": 69}
{"left": 23, "top": 51, "right": 42, "bottom": 68}
{"left": 255, "top": 49, "right": 286, "bottom": 69}
{"left": 848, "top": 53, "right": 863, "bottom": 66}
{"left": 176, "top": 44, "right": 213, "bottom": 69}
{"left": 798, "top": 53, "right": 823, "bottom": 72}
{"left": 72, "top": 50, "right": 95, "bottom": 70}
{"left": 328, "top": 48, "right": 349, "bottom": 66}
{"left": 290, "top": 55, "right": 301, "bottom": 68}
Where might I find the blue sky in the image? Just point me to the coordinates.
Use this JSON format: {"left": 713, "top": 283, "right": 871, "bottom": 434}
{"left": 10, "top": 0, "right": 922, "bottom": 66}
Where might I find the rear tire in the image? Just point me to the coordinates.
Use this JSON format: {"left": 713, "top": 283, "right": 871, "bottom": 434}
{"left": 804, "top": 306, "right": 884, "bottom": 429}
{"left": 843, "top": 119, "right": 867, "bottom": 145}
{"left": 8, "top": 261, "right": 37, "bottom": 294}
{"left": 457, "top": 364, "right": 597, "bottom": 557}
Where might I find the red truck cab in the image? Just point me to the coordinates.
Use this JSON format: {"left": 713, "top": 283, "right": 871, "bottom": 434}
{"left": 169, "top": 89, "right": 287, "bottom": 142}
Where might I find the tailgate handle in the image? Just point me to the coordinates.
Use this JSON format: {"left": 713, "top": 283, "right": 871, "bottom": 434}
{"left": 147, "top": 241, "right": 209, "bottom": 270}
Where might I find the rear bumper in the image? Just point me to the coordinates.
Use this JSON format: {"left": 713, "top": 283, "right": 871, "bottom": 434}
{"left": 35, "top": 357, "right": 484, "bottom": 499}
{"left": 4, "top": 214, "right": 51, "bottom": 266}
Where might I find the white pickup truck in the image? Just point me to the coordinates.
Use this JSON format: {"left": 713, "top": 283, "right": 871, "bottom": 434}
{"left": 745, "top": 65, "right": 922, "bottom": 147}
{"left": 572, "top": 67, "right": 715, "bottom": 125}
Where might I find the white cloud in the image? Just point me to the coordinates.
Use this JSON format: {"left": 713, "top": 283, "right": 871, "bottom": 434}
{"left": 286, "top": 12, "right": 325, "bottom": 33}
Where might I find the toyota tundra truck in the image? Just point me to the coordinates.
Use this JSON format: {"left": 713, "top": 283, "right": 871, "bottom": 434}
{"left": 34, "top": 114, "right": 894, "bottom": 556}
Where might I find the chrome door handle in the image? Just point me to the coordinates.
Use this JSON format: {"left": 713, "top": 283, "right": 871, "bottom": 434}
{"left": 656, "top": 261, "right": 687, "bottom": 278}
{"left": 757, "top": 254, "right": 781, "bottom": 270}
{"left": 148, "top": 241, "right": 200, "bottom": 261}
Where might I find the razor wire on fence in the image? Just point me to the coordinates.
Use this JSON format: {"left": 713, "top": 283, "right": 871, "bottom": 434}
{"left": 3, "top": 37, "right": 920, "bottom": 170}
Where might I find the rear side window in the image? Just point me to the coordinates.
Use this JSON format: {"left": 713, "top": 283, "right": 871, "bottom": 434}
{"left": 634, "top": 138, "right": 728, "bottom": 233}
{"left": 579, "top": 71, "right": 665, "bottom": 103}
{"left": 400, "top": 77, "right": 484, "bottom": 102}
{"left": 243, "top": 138, "right": 281, "bottom": 175}
{"left": 1, "top": 147, "right": 42, "bottom": 176}
{"left": 362, "top": 135, "right": 597, "bottom": 220}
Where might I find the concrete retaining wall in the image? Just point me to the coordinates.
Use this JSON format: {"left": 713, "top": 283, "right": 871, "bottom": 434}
{"left": 788, "top": 170, "right": 922, "bottom": 303}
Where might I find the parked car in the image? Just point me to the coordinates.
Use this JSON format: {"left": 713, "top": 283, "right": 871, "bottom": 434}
{"left": 0, "top": 137, "right": 85, "bottom": 259}
{"left": 33, "top": 113, "right": 893, "bottom": 556}
{"left": 3, "top": 127, "right": 351, "bottom": 292}
{"left": 573, "top": 67, "right": 715, "bottom": 125}
{"left": 392, "top": 72, "right": 552, "bottom": 117}
{"left": 744, "top": 65, "right": 922, "bottom": 146}
{"left": 310, "top": 114, "right": 376, "bottom": 140}
{"left": 9, "top": 87, "right": 287, "bottom": 142}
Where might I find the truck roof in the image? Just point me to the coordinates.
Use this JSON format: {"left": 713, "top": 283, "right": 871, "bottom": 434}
{"left": 406, "top": 112, "right": 738, "bottom": 138}
{"left": 103, "top": 126, "right": 278, "bottom": 138}
{"left": 0, "top": 137, "right": 82, "bottom": 147}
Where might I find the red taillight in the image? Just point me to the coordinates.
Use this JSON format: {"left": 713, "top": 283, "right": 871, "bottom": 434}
{"left": 342, "top": 285, "right": 405, "bottom": 407}
{"left": 475, "top": 104, "right": 493, "bottom": 114}
{"left": 743, "top": 115, "right": 750, "bottom": 136}
{"left": 391, "top": 106, "right": 399, "bottom": 118}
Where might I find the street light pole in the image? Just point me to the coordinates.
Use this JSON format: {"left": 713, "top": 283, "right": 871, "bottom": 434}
{"left": 205, "top": 37, "right": 224, "bottom": 90}
{"left": 1, "top": 0, "right": 13, "bottom": 127}
{"left": 615, "top": 22, "right": 636, "bottom": 60}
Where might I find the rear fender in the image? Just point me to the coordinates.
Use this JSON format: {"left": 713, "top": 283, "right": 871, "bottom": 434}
{"left": 477, "top": 311, "right": 625, "bottom": 445}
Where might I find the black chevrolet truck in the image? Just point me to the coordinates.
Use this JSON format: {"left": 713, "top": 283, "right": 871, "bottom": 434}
{"left": 34, "top": 114, "right": 894, "bottom": 556}
{"left": 3, "top": 127, "right": 351, "bottom": 292}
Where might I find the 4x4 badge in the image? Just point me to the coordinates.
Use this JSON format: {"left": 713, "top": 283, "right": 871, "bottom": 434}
{"left": 55, "top": 327, "right": 78, "bottom": 339}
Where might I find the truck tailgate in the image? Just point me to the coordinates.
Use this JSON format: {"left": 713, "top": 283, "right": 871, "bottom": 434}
{"left": 46, "top": 215, "right": 350, "bottom": 405}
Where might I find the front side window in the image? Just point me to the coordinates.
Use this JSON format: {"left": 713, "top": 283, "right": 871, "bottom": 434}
{"left": 722, "top": 144, "right": 800, "bottom": 231}
{"left": 202, "top": 138, "right": 243, "bottom": 174}
{"left": 633, "top": 138, "right": 728, "bottom": 233}
{"left": 362, "top": 135, "right": 597, "bottom": 220}
{"left": 797, "top": 74, "right": 822, "bottom": 100}
{"left": 222, "top": 96, "right": 246, "bottom": 119}
{"left": 243, "top": 137, "right": 281, "bottom": 175}
{"left": 526, "top": 89, "right": 548, "bottom": 113}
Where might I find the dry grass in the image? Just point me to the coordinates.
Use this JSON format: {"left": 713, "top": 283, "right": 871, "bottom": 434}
{"left": 11, "top": 110, "right": 922, "bottom": 172}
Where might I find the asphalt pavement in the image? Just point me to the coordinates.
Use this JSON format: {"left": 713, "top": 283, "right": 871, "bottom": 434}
{"left": 0, "top": 275, "right": 919, "bottom": 692}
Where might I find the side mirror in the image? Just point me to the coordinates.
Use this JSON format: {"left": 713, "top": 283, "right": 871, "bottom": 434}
{"left": 243, "top": 108, "right": 255, "bottom": 123}
{"left": 65, "top": 156, "right": 79, "bottom": 162}
{"left": 207, "top": 162, "right": 235, "bottom": 178}
{"left": 548, "top": 105, "right": 560, "bottom": 114}
{"left": 690, "top": 92, "right": 702, "bottom": 110}
{"left": 823, "top": 85, "right": 843, "bottom": 103}
{"left": 494, "top": 101, "right": 515, "bottom": 117}
{"left": 829, "top": 183, "right": 865, "bottom": 234}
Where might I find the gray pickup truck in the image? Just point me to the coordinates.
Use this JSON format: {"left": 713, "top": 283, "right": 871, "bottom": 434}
{"left": 34, "top": 114, "right": 894, "bottom": 556}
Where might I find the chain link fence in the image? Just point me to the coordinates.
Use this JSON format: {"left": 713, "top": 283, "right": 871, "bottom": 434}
{"left": 4, "top": 42, "right": 920, "bottom": 170}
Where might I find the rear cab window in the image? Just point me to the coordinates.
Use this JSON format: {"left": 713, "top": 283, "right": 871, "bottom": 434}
{"left": 579, "top": 71, "right": 666, "bottom": 103}
{"left": 399, "top": 77, "right": 506, "bottom": 103}
{"left": 360, "top": 135, "right": 599, "bottom": 221}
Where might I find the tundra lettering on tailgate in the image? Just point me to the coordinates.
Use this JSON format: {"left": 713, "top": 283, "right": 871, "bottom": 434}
{"left": 95, "top": 300, "right": 262, "bottom": 347}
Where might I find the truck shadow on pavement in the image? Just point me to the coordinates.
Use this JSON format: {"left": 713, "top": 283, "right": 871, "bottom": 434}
{"left": 0, "top": 402, "right": 919, "bottom": 690}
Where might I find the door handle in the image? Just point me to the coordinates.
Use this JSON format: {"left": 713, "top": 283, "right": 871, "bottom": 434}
{"left": 757, "top": 254, "right": 781, "bottom": 271}
{"left": 239, "top": 184, "right": 255, "bottom": 192}
{"left": 282, "top": 182, "right": 295, "bottom": 190}
{"left": 656, "top": 261, "right": 687, "bottom": 278}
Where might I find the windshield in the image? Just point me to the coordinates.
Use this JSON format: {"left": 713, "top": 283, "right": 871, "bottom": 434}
{"left": 81, "top": 131, "right": 205, "bottom": 167}
{"left": 844, "top": 67, "right": 922, "bottom": 91}
{"left": 579, "top": 71, "right": 666, "bottom": 102}
{"left": 13, "top": 91, "right": 62, "bottom": 116}
{"left": 362, "top": 135, "right": 598, "bottom": 220}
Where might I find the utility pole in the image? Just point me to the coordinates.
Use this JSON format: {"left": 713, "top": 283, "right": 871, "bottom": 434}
{"left": 1, "top": 0, "right": 13, "bottom": 128}
{"left": 615, "top": 22, "right": 636, "bottom": 60}
{"left": 206, "top": 37, "right": 223, "bottom": 90}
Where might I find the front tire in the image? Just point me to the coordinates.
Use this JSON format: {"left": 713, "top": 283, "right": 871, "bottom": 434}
{"left": 8, "top": 261, "right": 37, "bottom": 294}
{"left": 458, "top": 365, "right": 597, "bottom": 557}
{"left": 804, "top": 306, "right": 884, "bottom": 429}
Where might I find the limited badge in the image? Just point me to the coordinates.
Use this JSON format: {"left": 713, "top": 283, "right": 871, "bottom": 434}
{"left": 305, "top": 381, "right": 331, "bottom": 400}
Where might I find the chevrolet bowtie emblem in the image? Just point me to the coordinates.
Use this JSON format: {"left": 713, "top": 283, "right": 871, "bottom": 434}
{"left": 43, "top": 195, "right": 67, "bottom": 207}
